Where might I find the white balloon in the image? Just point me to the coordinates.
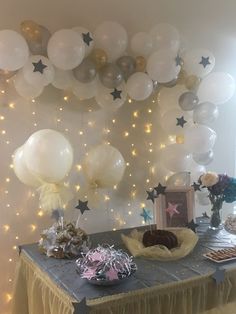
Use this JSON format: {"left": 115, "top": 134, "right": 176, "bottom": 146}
{"left": 94, "top": 21, "right": 128, "bottom": 61}
{"left": 193, "top": 150, "right": 214, "bottom": 166}
{"left": 72, "top": 26, "right": 94, "bottom": 56}
{"left": 73, "top": 77, "right": 98, "bottom": 100}
{"left": 193, "top": 102, "right": 219, "bottom": 125}
{"left": 83, "top": 144, "right": 126, "bottom": 188}
{"left": 52, "top": 68, "right": 74, "bottom": 90}
{"left": 24, "top": 129, "right": 73, "bottom": 183}
{"left": 13, "top": 146, "right": 42, "bottom": 187}
{"left": 47, "top": 29, "right": 85, "bottom": 70}
{"left": 149, "top": 23, "right": 180, "bottom": 52}
{"left": 130, "top": 32, "right": 153, "bottom": 57}
{"left": 161, "top": 144, "right": 192, "bottom": 172}
{"left": 161, "top": 108, "right": 189, "bottom": 134}
{"left": 197, "top": 72, "right": 235, "bottom": 105}
{"left": 95, "top": 81, "right": 127, "bottom": 110}
{"left": 126, "top": 72, "right": 153, "bottom": 100}
{"left": 23, "top": 55, "right": 55, "bottom": 87}
{"left": 0, "top": 30, "right": 29, "bottom": 71}
{"left": 187, "top": 158, "right": 206, "bottom": 182}
{"left": 184, "top": 125, "right": 217, "bottom": 153}
{"left": 147, "top": 50, "right": 180, "bottom": 83}
{"left": 151, "top": 162, "right": 173, "bottom": 185}
{"left": 158, "top": 85, "right": 188, "bottom": 115}
{"left": 14, "top": 70, "right": 44, "bottom": 99}
{"left": 183, "top": 49, "right": 215, "bottom": 78}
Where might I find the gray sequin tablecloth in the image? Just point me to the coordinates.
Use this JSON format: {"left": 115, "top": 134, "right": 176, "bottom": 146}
{"left": 14, "top": 218, "right": 236, "bottom": 314}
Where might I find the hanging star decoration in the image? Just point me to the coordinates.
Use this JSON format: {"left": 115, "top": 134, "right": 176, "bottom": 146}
{"left": 82, "top": 32, "right": 93, "bottom": 46}
{"left": 32, "top": 59, "right": 47, "bottom": 74}
{"left": 146, "top": 189, "right": 156, "bottom": 203}
{"left": 186, "top": 219, "right": 199, "bottom": 233}
{"left": 191, "top": 182, "right": 201, "bottom": 191}
{"left": 165, "top": 202, "right": 180, "bottom": 219}
{"left": 110, "top": 88, "right": 122, "bottom": 100}
{"left": 212, "top": 267, "right": 225, "bottom": 285}
{"left": 140, "top": 208, "right": 153, "bottom": 223}
{"left": 154, "top": 183, "right": 166, "bottom": 197}
{"left": 202, "top": 211, "right": 210, "bottom": 219}
{"left": 176, "top": 116, "right": 187, "bottom": 128}
{"left": 75, "top": 200, "right": 91, "bottom": 215}
{"left": 175, "top": 55, "right": 183, "bottom": 66}
{"left": 199, "top": 56, "right": 211, "bottom": 68}
{"left": 51, "top": 209, "right": 64, "bottom": 221}
{"left": 72, "top": 297, "right": 90, "bottom": 314}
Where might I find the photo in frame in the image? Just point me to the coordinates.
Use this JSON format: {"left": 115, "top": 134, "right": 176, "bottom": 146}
{"left": 155, "top": 187, "right": 195, "bottom": 229}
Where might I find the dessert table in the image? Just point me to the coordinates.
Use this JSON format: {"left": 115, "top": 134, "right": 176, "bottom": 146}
{"left": 12, "top": 218, "right": 236, "bottom": 314}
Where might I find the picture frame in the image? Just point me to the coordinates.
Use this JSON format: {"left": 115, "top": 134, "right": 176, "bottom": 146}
{"left": 155, "top": 187, "right": 195, "bottom": 229}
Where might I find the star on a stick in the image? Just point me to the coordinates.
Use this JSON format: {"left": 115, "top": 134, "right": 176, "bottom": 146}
{"left": 106, "top": 268, "right": 119, "bottom": 281}
{"left": 75, "top": 200, "right": 91, "bottom": 215}
{"left": 140, "top": 208, "right": 153, "bottom": 223}
{"left": 191, "top": 182, "right": 201, "bottom": 191}
{"left": 32, "top": 59, "right": 47, "bottom": 74}
{"left": 212, "top": 267, "right": 225, "bottom": 285}
{"left": 82, "top": 32, "right": 93, "bottom": 46}
{"left": 176, "top": 116, "right": 187, "bottom": 128}
{"left": 154, "top": 183, "right": 166, "bottom": 196}
{"left": 146, "top": 189, "right": 156, "bottom": 203}
{"left": 110, "top": 88, "right": 122, "bottom": 100}
{"left": 165, "top": 202, "right": 180, "bottom": 219}
{"left": 72, "top": 297, "right": 90, "bottom": 314}
{"left": 199, "top": 56, "right": 211, "bottom": 68}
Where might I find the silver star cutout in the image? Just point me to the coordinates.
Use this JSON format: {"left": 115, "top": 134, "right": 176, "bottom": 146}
{"left": 199, "top": 56, "right": 211, "bottom": 68}
{"left": 32, "top": 59, "right": 47, "bottom": 74}
{"left": 82, "top": 32, "right": 93, "bottom": 46}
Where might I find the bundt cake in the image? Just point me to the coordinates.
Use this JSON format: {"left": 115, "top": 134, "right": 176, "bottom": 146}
{"left": 142, "top": 229, "right": 178, "bottom": 249}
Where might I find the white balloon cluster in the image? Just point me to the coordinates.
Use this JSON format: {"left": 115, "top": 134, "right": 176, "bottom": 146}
{"left": 13, "top": 129, "right": 74, "bottom": 211}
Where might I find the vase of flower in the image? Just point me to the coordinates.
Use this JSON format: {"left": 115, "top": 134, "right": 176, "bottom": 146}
{"left": 199, "top": 172, "right": 236, "bottom": 231}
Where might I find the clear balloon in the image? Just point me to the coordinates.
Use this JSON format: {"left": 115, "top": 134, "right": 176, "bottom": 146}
{"left": 147, "top": 50, "right": 180, "bottom": 83}
{"left": 99, "top": 63, "right": 123, "bottom": 88}
{"left": 158, "top": 85, "right": 187, "bottom": 116}
{"left": 83, "top": 144, "right": 126, "bottom": 188}
{"left": 193, "top": 150, "right": 214, "bottom": 165}
{"left": 116, "top": 56, "right": 136, "bottom": 80}
{"left": 47, "top": 29, "right": 85, "bottom": 70}
{"left": 149, "top": 23, "right": 180, "bottom": 53}
{"left": 14, "top": 70, "right": 44, "bottom": 99}
{"left": 0, "top": 30, "right": 29, "bottom": 71}
{"left": 24, "top": 129, "right": 74, "bottom": 183}
{"left": 73, "top": 77, "right": 98, "bottom": 100}
{"left": 94, "top": 21, "right": 128, "bottom": 61}
{"left": 161, "top": 144, "right": 192, "bottom": 172}
{"left": 188, "top": 159, "right": 206, "bottom": 182}
{"left": 130, "top": 32, "right": 153, "bottom": 57}
{"left": 52, "top": 68, "right": 74, "bottom": 90}
{"left": 178, "top": 92, "right": 199, "bottom": 111}
{"left": 166, "top": 172, "right": 191, "bottom": 187}
{"left": 184, "top": 125, "right": 217, "bottom": 153}
{"left": 13, "top": 146, "right": 42, "bottom": 187}
{"left": 193, "top": 102, "right": 219, "bottom": 125}
{"left": 72, "top": 26, "right": 94, "bottom": 56}
{"left": 23, "top": 55, "right": 55, "bottom": 87}
{"left": 150, "top": 162, "right": 173, "bottom": 185}
{"left": 196, "top": 190, "right": 210, "bottom": 206}
{"left": 197, "top": 72, "right": 235, "bottom": 105}
{"left": 183, "top": 49, "right": 215, "bottom": 78}
{"left": 126, "top": 72, "right": 153, "bottom": 101}
{"left": 95, "top": 81, "right": 127, "bottom": 111}
{"left": 26, "top": 25, "right": 51, "bottom": 56}
{"left": 73, "top": 58, "right": 97, "bottom": 83}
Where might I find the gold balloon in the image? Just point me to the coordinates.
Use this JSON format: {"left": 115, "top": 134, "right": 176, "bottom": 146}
{"left": 20, "top": 20, "right": 41, "bottom": 42}
{"left": 185, "top": 75, "right": 201, "bottom": 91}
{"left": 135, "top": 56, "right": 146, "bottom": 72}
{"left": 176, "top": 135, "right": 185, "bottom": 144}
{"left": 90, "top": 49, "right": 108, "bottom": 70}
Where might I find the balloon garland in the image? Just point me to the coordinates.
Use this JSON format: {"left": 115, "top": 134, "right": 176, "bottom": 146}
{"left": 5, "top": 19, "right": 235, "bottom": 211}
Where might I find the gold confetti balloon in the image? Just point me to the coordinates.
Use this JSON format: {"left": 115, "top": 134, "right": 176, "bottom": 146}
{"left": 20, "top": 20, "right": 41, "bottom": 42}
{"left": 185, "top": 75, "right": 201, "bottom": 91}
{"left": 135, "top": 56, "right": 146, "bottom": 72}
{"left": 90, "top": 48, "right": 108, "bottom": 70}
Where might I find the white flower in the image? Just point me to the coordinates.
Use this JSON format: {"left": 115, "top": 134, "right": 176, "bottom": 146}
{"left": 200, "top": 172, "right": 219, "bottom": 187}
